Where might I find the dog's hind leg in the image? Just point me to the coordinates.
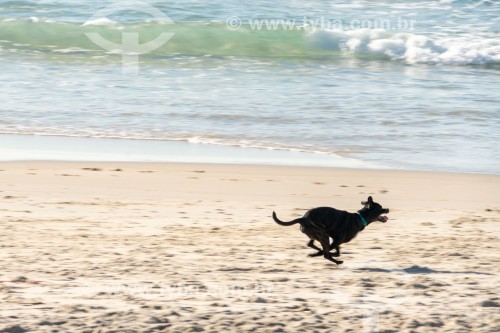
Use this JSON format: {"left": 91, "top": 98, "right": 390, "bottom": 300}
{"left": 307, "top": 239, "right": 323, "bottom": 257}
{"left": 307, "top": 239, "right": 322, "bottom": 251}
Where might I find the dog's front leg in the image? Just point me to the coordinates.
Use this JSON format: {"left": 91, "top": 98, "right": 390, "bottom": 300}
{"left": 329, "top": 241, "right": 341, "bottom": 257}
{"left": 320, "top": 237, "right": 342, "bottom": 265}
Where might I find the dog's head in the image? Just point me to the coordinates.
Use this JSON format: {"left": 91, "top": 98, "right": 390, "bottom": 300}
{"left": 359, "top": 196, "right": 389, "bottom": 224}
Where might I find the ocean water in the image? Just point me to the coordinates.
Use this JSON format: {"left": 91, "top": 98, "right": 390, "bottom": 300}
{"left": 0, "top": 0, "right": 499, "bottom": 173}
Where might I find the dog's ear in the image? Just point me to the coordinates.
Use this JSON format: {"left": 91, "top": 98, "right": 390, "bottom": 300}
{"left": 361, "top": 196, "right": 373, "bottom": 207}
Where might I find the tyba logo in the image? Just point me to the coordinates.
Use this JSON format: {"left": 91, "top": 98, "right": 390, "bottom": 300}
{"left": 85, "top": 1, "right": 174, "bottom": 74}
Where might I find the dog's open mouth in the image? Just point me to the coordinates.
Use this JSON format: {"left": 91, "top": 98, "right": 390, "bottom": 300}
{"left": 377, "top": 208, "right": 390, "bottom": 223}
{"left": 378, "top": 215, "right": 389, "bottom": 222}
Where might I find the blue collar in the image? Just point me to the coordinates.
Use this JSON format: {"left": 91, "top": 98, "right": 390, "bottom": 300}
{"left": 357, "top": 212, "right": 368, "bottom": 227}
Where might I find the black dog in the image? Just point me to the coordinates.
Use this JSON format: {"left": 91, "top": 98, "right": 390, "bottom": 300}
{"left": 273, "top": 196, "right": 389, "bottom": 265}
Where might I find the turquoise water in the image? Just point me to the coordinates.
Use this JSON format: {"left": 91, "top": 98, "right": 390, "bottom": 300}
{"left": 0, "top": 1, "right": 499, "bottom": 173}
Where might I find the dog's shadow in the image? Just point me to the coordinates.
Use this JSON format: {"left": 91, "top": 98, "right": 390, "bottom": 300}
{"left": 355, "top": 265, "right": 493, "bottom": 276}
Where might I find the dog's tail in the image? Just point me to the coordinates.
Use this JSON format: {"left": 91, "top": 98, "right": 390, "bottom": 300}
{"left": 272, "top": 211, "right": 303, "bottom": 226}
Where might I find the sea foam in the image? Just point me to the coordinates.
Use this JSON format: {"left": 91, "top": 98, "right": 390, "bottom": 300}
{"left": 310, "top": 29, "right": 500, "bottom": 65}
{"left": 82, "top": 17, "right": 116, "bottom": 26}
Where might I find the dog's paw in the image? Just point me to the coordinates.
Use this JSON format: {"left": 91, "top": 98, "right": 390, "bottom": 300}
{"left": 336, "top": 260, "right": 344, "bottom": 265}
{"left": 331, "top": 253, "right": 340, "bottom": 257}
{"left": 308, "top": 252, "right": 322, "bottom": 257}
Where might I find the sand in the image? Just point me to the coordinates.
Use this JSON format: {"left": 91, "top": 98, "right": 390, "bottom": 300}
{"left": 0, "top": 162, "right": 499, "bottom": 333}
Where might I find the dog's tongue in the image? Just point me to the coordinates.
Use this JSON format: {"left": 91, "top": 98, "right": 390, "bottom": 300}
{"left": 379, "top": 215, "right": 389, "bottom": 222}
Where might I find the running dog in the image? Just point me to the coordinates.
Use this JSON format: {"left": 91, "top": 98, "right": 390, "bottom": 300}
{"left": 273, "top": 196, "right": 389, "bottom": 265}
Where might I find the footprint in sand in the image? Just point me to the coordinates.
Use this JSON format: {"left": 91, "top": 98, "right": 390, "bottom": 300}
{"left": 3, "top": 196, "right": 20, "bottom": 199}
{"left": 82, "top": 168, "right": 102, "bottom": 171}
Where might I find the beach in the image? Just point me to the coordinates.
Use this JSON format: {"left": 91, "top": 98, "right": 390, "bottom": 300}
{"left": 1, "top": 1, "right": 499, "bottom": 331}
{"left": 0, "top": 162, "right": 499, "bottom": 332}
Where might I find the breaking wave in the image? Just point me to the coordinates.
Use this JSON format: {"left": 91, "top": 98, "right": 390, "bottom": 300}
{"left": 0, "top": 18, "right": 498, "bottom": 66}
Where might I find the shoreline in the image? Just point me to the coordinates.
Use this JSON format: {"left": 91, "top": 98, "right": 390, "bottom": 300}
{"left": 0, "top": 133, "right": 383, "bottom": 169}
{"left": 1, "top": 133, "right": 498, "bottom": 175}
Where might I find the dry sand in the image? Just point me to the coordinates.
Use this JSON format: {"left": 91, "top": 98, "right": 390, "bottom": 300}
{"left": 0, "top": 162, "right": 499, "bottom": 333}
